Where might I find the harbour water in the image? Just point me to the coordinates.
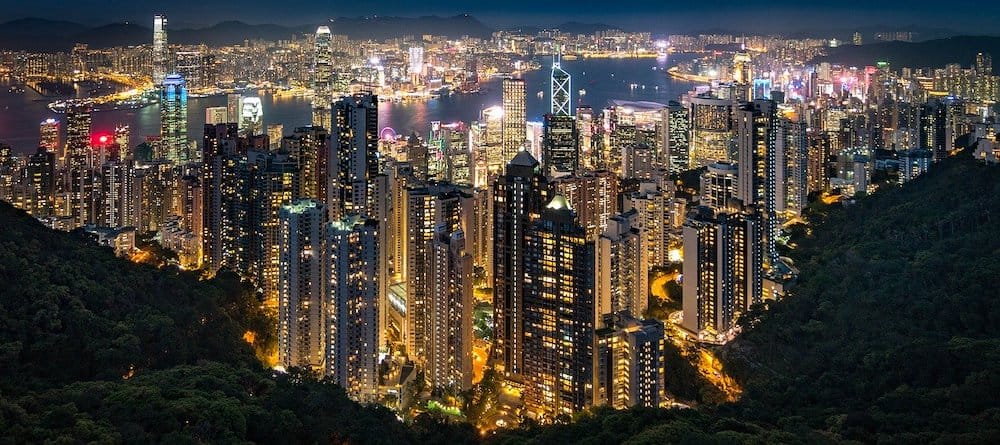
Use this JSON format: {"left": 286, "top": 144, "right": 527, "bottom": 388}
{"left": 0, "top": 54, "right": 698, "bottom": 154}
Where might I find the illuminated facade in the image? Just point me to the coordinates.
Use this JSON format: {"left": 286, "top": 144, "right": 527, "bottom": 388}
{"left": 681, "top": 207, "right": 763, "bottom": 341}
{"left": 312, "top": 26, "right": 333, "bottom": 130}
{"left": 625, "top": 183, "right": 667, "bottom": 268}
{"left": 552, "top": 170, "right": 619, "bottom": 241}
{"left": 502, "top": 78, "right": 527, "bottom": 164}
{"left": 700, "top": 161, "right": 739, "bottom": 212}
{"left": 324, "top": 215, "right": 380, "bottom": 401}
{"left": 493, "top": 151, "right": 549, "bottom": 376}
{"left": 152, "top": 15, "right": 169, "bottom": 85}
{"left": 542, "top": 113, "right": 579, "bottom": 175}
{"left": 596, "top": 210, "right": 648, "bottom": 319}
{"left": 282, "top": 126, "right": 329, "bottom": 201}
{"left": 160, "top": 74, "right": 189, "bottom": 163}
{"left": 404, "top": 184, "right": 474, "bottom": 389}
{"left": 239, "top": 97, "right": 264, "bottom": 137}
{"left": 550, "top": 54, "right": 572, "bottom": 116}
{"left": 39, "top": 118, "right": 60, "bottom": 154}
{"left": 594, "top": 312, "right": 665, "bottom": 409}
{"left": 330, "top": 93, "right": 379, "bottom": 219}
{"left": 666, "top": 101, "right": 690, "bottom": 172}
{"left": 205, "top": 107, "right": 229, "bottom": 126}
{"left": 736, "top": 99, "right": 779, "bottom": 268}
{"left": 278, "top": 200, "right": 328, "bottom": 371}
{"left": 689, "top": 95, "right": 734, "bottom": 167}
{"left": 522, "top": 195, "right": 595, "bottom": 419}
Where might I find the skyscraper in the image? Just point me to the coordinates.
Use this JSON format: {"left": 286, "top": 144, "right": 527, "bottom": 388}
{"left": 330, "top": 93, "right": 379, "bottom": 219}
{"left": 552, "top": 170, "right": 619, "bottom": 241}
{"left": 312, "top": 26, "right": 333, "bottom": 130}
{"left": 596, "top": 210, "right": 648, "bottom": 319}
{"left": 404, "top": 184, "right": 474, "bottom": 389}
{"left": 408, "top": 46, "right": 424, "bottom": 84}
{"left": 324, "top": 215, "right": 380, "bottom": 400}
{"left": 736, "top": 99, "right": 779, "bottom": 268}
{"left": 160, "top": 74, "right": 189, "bottom": 163}
{"left": 522, "top": 194, "right": 595, "bottom": 418}
{"left": 700, "top": 161, "right": 740, "bottom": 212}
{"left": 689, "top": 95, "right": 734, "bottom": 167}
{"left": 39, "top": 118, "right": 60, "bottom": 154}
{"left": 152, "top": 15, "right": 169, "bottom": 86}
{"left": 541, "top": 113, "right": 579, "bottom": 175}
{"left": 239, "top": 97, "right": 264, "bottom": 137}
{"left": 493, "top": 151, "right": 550, "bottom": 376}
{"left": 666, "top": 101, "right": 690, "bottom": 172}
{"left": 502, "top": 78, "right": 527, "bottom": 164}
{"left": 681, "top": 207, "right": 763, "bottom": 341}
{"left": 550, "top": 54, "right": 572, "bottom": 116}
{"left": 282, "top": 126, "right": 329, "bottom": 200}
{"left": 66, "top": 105, "right": 93, "bottom": 227}
{"left": 278, "top": 200, "right": 328, "bottom": 371}
{"left": 594, "top": 312, "right": 666, "bottom": 409}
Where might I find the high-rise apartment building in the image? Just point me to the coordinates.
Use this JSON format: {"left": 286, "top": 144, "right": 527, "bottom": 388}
{"left": 493, "top": 151, "right": 550, "bottom": 376}
{"left": 330, "top": 93, "right": 379, "bottom": 219}
{"left": 594, "top": 312, "right": 665, "bottom": 409}
{"left": 681, "top": 207, "right": 763, "bottom": 340}
{"left": 596, "top": 210, "right": 648, "bottom": 319}
{"left": 278, "top": 200, "right": 328, "bottom": 371}
{"left": 522, "top": 195, "right": 595, "bottom": 419}
{"left": 552, "top": 170, "right": 619, "bottom": 241}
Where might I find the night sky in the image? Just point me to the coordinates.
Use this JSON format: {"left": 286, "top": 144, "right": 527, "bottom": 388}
{"left": 1, "top": 0, "right": 999, "bottom": 34}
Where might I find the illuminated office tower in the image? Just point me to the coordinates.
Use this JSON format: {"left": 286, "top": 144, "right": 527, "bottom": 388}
{"left": 205, "top": 107, "right": 229, "bottom": 126}
{"left": 427, "top": 122, "right": 448, "bottom": 180}
{"left": 27, "top": 147, "right": 56, "bottom": 217}
{"left": 160, "top": 74, "right": 189, "bottom": 163}
{"left": 267, "top": 124, "right": 283, "bottom": 150}
{"left": 278, "top": 200, "right": 328, "bottom": 371}
{"left": 152, "top": 15, "right": 169, "bottom": 85}
{"left": 114, "top": 125, "right": 130, "bottom": 161}
{"left": 65, "top": 105, "right": 91, "bottom": 160}
{"left": 681, "top": 207, "right": 762, "bottom": 341}
{"left": 736, "top": 99, "right": 779, "bottom": 268}
{"left": 324, "top": 215, "right": 380, "bottom": 401}
{"left": 312, "top": 26, "right": 333, "bottom": 130}
{"left": 282, "top": 126, "right": 329, "bottom": 200}
{"left": 689, "top": 95, "right": 734, "bottom": 167}
{"left": 39, "top": 118, "right": 60, "bottom": 154}
{"left": 542, "top": 113, "right": 579, "bottom": 175}
{"left": 239, "top": 97, "right": 264, "bottom": 137}
{"left": 404, "top": 184, "right": 474, "bottom": 389}
{"left": 732, "top": 52, "right": 752, "bottom": 100}
{"left": 442, "top": 122, "right": 472, "bottom": 185}
{"left": 778, "top": 119, "right": 808, "bottom": 215}
{"left": 666, "top": 101, "right": 690, "bottom": 172}
{"left": 408, "top": 46, "right": 424, "bottom": 84}
{"left": 596, "top": 210, "right": 648, "bottom": 319}
{"left": 550, "top": 53, "right": 572, "bottom": 116}
{"left": 552, "top": 170, "right": 619, "bottom": 241}
{"left": 920, "top": 101, "right": 948, "bottom": 160}
{"left": 65, "top": 105, "right": 93, "bottom": 227}
{"left": 575, "top": 106, "right": 596, "bottom": 170}
{"left": 522, "top": 194, "right": 595, "bottom": 419}
{"left": 594, "top": 312, "right": 665, "bottom": 409}
{"left": 806, "top": 131, "right": 831, "bottom": 194}
{"left": 493, "top": 151, "right": 550, "bottom": 376}
{"left": 623, "top": 183, "right": 667, "bottom": 268}
{"left": 478, "top": 105, "right": 505, "bottom": 177}
{"left": 700, "top": 161, "right": 739, "bottom": 212}
{"left": 330, "top": 93, "right": 379, "bottom": 219}
{"left": 502, "top": 78, "right": 527, "bottom": 163}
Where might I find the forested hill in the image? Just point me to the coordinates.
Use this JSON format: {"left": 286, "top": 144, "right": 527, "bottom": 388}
{"left": 723, "top": 151, "right": 1000, "bottom": 442}
{"left": 0, "top": 203, "right": 473, "bottom": 443}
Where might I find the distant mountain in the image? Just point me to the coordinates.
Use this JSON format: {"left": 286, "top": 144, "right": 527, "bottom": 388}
{"left": 0, "top": 15, "right": 496, "bottom": 51}
{"left": 815, "top": 35, "right": 1000, "bottom": 68}
{"left": 504, "top": 22, "right": 621, "bottom": 36}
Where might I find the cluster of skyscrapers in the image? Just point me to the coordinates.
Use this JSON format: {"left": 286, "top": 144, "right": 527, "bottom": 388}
{"left": 3, "top": 15, "right": 1000, "bottom": 423}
